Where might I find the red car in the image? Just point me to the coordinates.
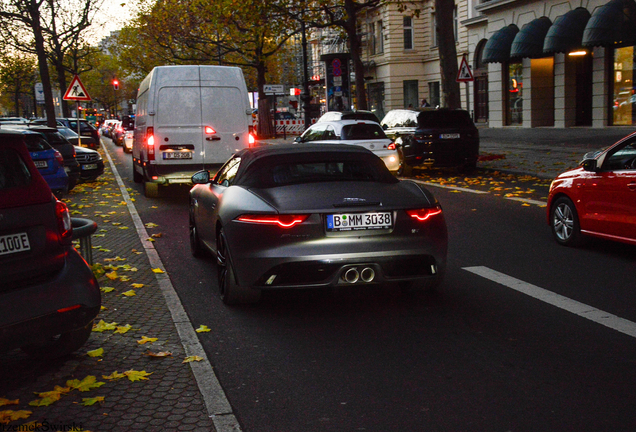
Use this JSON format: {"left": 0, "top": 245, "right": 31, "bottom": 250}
{"left": 547, "top": 132, "right": 636, "bottom": 246}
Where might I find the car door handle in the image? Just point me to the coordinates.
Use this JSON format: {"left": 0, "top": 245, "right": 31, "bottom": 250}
{"left": 206, "top": 136, "right": 221, "bottom": 141}
{"left": 628, "top": 182, "right": 636, "bottom": 190}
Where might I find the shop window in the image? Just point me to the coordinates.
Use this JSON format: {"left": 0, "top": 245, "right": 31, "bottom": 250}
{"left": 507, "top": 62, "right": 523, "bottom": 125}
{"left": 613, "top": 46, "right": 636, "bottom": 126}
{"left": 403, "top": 80, "right": 419, "bottom": 108}
{"left": 368, "top": 82, "right": 385, "bottom": 121}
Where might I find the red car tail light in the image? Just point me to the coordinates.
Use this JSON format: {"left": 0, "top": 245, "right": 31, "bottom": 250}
{"left": 406, "top": 207, "right": 443, "bottom": 221}
{"left": 387, "top": 142, "right": 396, "bottom": 150}
{"left": 248, "top": 132, "right": 256, "bottom": 146}
{"left": 55, "top": 200, "right": 73, "bottom": 238}
{"left": 54, "top": 150, "right": 64, "bottom": 165}
{"left": 146, "top": 127, "right": 155, "bottom": 160}
{"left": 205, "top": 126, "right": 216, "bottom": 134}
{"left": 237, "top": 214, "right": 309, "bottom": 228}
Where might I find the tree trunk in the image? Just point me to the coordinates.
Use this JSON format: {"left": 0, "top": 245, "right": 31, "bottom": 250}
{"left": 256, "top": 60, "right": 274, "bottom": 138}
{"left": 55, "top": 56, "right": 69, "bottom": 117}
{"left": 28, "top": 1, "right": 56, "bottom": 127}
{"left": 434, "top": 0, "right": 461, "bottom": 109}
{"left": 344, "top": 0, "right": 367, "bottom": 110}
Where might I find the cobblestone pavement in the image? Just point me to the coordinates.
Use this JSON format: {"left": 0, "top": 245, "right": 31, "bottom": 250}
{"left": 0, "top": 148, "right": 218, "bottom": 431}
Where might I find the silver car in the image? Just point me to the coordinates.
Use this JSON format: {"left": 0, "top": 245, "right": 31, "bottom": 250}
{"left": 189, "top": 144, "right": 448, "bottom": 305}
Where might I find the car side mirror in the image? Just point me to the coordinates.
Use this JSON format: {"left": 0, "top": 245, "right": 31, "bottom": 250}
{"left": 191, "top": 170, "right": 210, "bottom": 184}
{"left": 382, "top": 124, "right": 388, "bottom": 130}
{"left": 581, "top": 158, "right": 598, "bottom": 172}
{"left": 294, "top": 136, "right": 303, "bottom": 143}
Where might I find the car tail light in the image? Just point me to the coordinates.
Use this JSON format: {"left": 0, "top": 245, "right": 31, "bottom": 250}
{"left": 387, "top": 142, "right": 396, "bottom": 150}
{"left": 236, "top": 214, "right": 309, "bottom": 228}
{"left": 205, "top": 126, "right": 216, "bottom": 134}
{"left": 55, "top": 200, "right": 73, "bottom": 238}
{"left": 406, "top": 206, "right": 443, "bottom": 221}
{"left": 146, "top": 127, "right": 155, "bottom": 160}
{"left": 54, "top": 150, "right": 64, "bottom": 165}
{"left": 248, "top": 133, "right": 256, "bottom": 146}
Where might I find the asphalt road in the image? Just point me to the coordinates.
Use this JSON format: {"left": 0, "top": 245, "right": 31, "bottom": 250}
{"left": 107, "top": 139, "right": 636, "bottom": 432}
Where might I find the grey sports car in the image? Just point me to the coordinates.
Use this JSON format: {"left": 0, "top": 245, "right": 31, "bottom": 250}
{"left": 189, "top": 144, "right": 448, "bottom": 305}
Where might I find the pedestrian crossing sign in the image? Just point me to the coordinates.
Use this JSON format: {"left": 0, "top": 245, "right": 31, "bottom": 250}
{"left": 456, "top": 56, "right": 474, "bottom": 82}
{"left": 63, "top": 75, "right": 91, "bottom": 101}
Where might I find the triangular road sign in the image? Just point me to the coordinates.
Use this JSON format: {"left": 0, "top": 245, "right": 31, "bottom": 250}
{"left": 456, "top": 56, "right": 474, "bottom": 82}
{"left": 63, "top": 75, "right": 91, "bottom": 101}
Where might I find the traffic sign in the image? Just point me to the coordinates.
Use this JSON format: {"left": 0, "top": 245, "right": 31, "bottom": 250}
{"left": 264, "top": 84, "right": 284, "bottom": 95}
{"left": 456, "top": 55, "right": 474, "bottom": 82}
{"left": 63, "top": 75, "right": 91, "bottom": 101}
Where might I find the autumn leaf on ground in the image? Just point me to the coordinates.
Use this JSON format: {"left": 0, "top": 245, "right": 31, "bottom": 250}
{"left": 152, "top": 268, "right": 164, "bottom": 274}
{"left": 102, "top": 371, "right": 126, "bottom": 381}
{"left": 124, "top": 370, "right": 152, "bottom": 382}
{"left": 0, "top": 410, "right": 31, "bottom": 424}
{"left": 115, "top": 324, "right": 132, "bottom": 334}
{"left": 92, "top": 320, "right": 118, "bottom": 332}
{"left": 67, "top": 376, "right": 105, "bottom": 392}
{"left": 151, "top": 233, "right": 163, "bottom": 238}
{"left": 137, "top": 336, "right": 158, "bottom": 344}
{"left": 29, "top": 386, "right": 70, "bottom": 407}
{"left": 131, "top": 283, "right": 144, "bottom": 289}
{"left": 105, "top": 271, "right": 118, "bottom": 280}
{"left": 120, "top": 275, "right": 131, "bottom": 282}
{"left": 87, "top": 348, "right": 104, "bottom": 357}
{"left": 145, "top": 351, "right": 172, "bottom": 358}
{"left": 119, "top": 226, "right": 130, "bottom": 230}
{"left": 146, "top": 237, "right": 155, "bottom": 242}
{"left": 0, "top": 398, "right": 18, "bottom": 407}
{"left": 100, "top": 287, "right": 115, "bottom": 293}
{"left": 195, "top": 325, "right": 211, "bottom": 333}
{"left": 121, "top": 290, "right": 136, "bottom": 297}
{"left": 145, "top": 222, "right": 158, "bottom": 228}
{"left": 183, "top": 356, "right": 204, "bottom": 363}
{"left": 81, "top": 396, "right": 105, "bottom": 407}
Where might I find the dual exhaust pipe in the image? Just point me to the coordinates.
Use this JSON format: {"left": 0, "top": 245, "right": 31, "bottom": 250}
{"left": 342, "top": 266, "right": 375, "bottom": 284}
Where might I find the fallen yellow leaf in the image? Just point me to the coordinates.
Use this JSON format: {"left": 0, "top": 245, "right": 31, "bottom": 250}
{"left": 81, "top": 396, "right": 105, "bottom": 406}
{"left": 0, "top": 410, "right": 31, "bottom": 423}
{"left": 183, "top": 356, "right": 204, "bottom": 363}
{"left": 145, "top": 351, "right": 172, "bottom": 358}
{"left": 0, "top": 398, "right": 18, "bottom": 407}
{"left": 124, "top": 370, "right": 153, "bottom": 382}
{"left": 152, "top": 268, "right": 164, "bottom": 274}
{"left": 115, "top": 324, "right": 132, "bottom": 334}
{"left": 92, "top": 320, "right": 118, "bottom": 332}
{"left": 67, "top": 376, "right": 105, "bottom": 392}
{"left": 105, "top": 271, "right": 118, "bottom": 280}
{"left": 102, "top": 371, "right": 126, "bottom": 380}
{"left": 137, "top": 336, "right": 158, "bottom": 345}
{"left": 131, "top": 283, "right": 144, "bottom": 288}
{"left": 121, "top": 290, "right": 136, "bottom": 297}
{"left": 195, "top": 325, "right": 211, "bottom": 333}
{"left": 87, "top": 348, "right": 104, "bottom": 357}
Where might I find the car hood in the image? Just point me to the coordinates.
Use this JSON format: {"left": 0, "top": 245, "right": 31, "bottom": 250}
{"left": 554, "top": 165, "right": 585, "bottom": 180}
{"left": 247, "top": 180, "right": 433, "bottom": 213}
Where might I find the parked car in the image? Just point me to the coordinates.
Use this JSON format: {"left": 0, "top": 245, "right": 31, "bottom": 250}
{"left": 294, "top": 120, "right": 400, "bottom": 173}
{"left": 547, "top": 131, "right": 636, "bottom": 247}
{"left": 31, "top": 118, "right": 100, "bottom": 148}
{"left": 189, "top": 144, "right": 447, "bottom": 305}
{"left": 316, "top": 110, "right": 381, "bottom": 124}
{"left": 0, "top": 129, "right": 101, "bottom": 358}
{"left": 380, "top": 108, "right": 480, "bottom": 175}
{"left": 4, "top": 125, "right": 81, "bottom": 191}
{"left": 123, "top": 129, "right": 134, "bottom": 153}
{"left": 100, "top": 119, "right": 119, "bottom": 138}
{"left": 57, "top": 126, "right": 99, "bottom": 149}
{"left": 74, "top": 145, "right": 105, "bottom": 182}
{"left": 111, "top": 121, "right": 125, "bottom": 146}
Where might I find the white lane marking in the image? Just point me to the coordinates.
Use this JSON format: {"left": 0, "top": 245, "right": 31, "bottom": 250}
{"left": 505, "top": 197, "right": 547, "bottom": 206}
{"left": 102, "top": 141, "right": 242, "bottom": 432}
{"left": 463, "top": 266, "right": 636, "bottom": 339}
{"left": 411, "top": 179, "right": 489, "bottom": 194}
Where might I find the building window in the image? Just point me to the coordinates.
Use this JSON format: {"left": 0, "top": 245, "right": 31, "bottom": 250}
{"left": 368, "top": 82, "right": 385, "bottom": 121}
{"left": 613, "top": 46, "right": 636, "bottom": 126}
{"left": 429, "top": 82, "right": 440, "bottom": 107}
{"left": 369, "top": 22, "right": 376, "bottom": 55}
{"left": 507, "top": 61, "right": 523, "bottom": 125}
{"left": 403, "top": 17, "right": 413, "bottom": 50}
{"left": 454, "top": 6, "right": 458, "bottom": 41}
{"left": 431, "top": 13, "right": 437, "bottom": 47}
{"left": 377, "top": 20, "right": 384, "bottom": 53}
{"left": 403, "top": 80, "right": 419, "bottom": 108}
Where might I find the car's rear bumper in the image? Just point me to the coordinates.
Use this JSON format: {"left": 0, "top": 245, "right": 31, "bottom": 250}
{"left": 79, "top": 161, "right": 105, "bottom": 180}
{"left": 0, "top": 249, "right": 101, "bottom": 350}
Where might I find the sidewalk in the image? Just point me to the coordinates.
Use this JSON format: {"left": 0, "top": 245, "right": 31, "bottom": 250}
{"left": 0, "top": 145, "right": 233, "bottom": 431}
{"left": 258, "top": 126, "right": 636, "bottom": 179}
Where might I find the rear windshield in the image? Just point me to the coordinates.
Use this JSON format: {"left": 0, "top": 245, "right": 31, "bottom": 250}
{"left": 23, "top": 135, "right": 52, "bottom": 152}
{"left": 242, "top": 154, "right": 398, "bottom": 188}
{"left": 341, "top": 112, "right": 380, "bottom": 123}
{"left": 417, "top": 110, "right": 474, "bottom": 128}
{"left": 67, "top": 120, "right": 96, "bottom": 132}
{"left": 0, "top": 147, "right": 32, "bottom": 189}
{"left": 342, "top": 123, "right": 387, "bottom": 140}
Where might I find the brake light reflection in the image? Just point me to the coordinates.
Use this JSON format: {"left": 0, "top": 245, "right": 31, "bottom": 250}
{"left": 236, "top": 214, "right": 309, "bottom": 228}
{"left": 406, "top": 207, "right": 442, "bottom": 221}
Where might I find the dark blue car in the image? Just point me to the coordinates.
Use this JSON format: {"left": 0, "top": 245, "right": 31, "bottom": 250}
{"left": 21, "top": 130, "right": 69, "bottom": 195}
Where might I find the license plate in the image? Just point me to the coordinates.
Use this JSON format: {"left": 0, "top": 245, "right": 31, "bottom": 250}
{"left": 82, "top": 164, "right": 98, "bottom": 170}
{"left": 440, "top": 133, "right": 460, "bottom": 139}
{"left": 34, "top": 160, "right": 47, "bottom": 168}
{"left": 163, "top": 151, "right": 192, "bottom": 160}
{"left": 0, "top": 232, "right": 30, "bottom": 256}
{"left": 327, "top": 212, "right": 392, "bottom": 232}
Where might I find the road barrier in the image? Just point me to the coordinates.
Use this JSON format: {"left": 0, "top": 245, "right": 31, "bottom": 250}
{"left": 253, "top": 118, "right": 317, "bottom": 136}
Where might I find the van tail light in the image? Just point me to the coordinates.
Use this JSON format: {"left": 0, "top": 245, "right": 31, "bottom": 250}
{"left": 146, "top": 127, "right": 155, "bottom": 160}
{"left": 54, "top": 150, "right": 64, "bottom": 165}
{"left": 236, "top": 214, "right": 309, "bottom": 228}
{"left": 248, "top": 133, "right": 256, "bottom": 146}
{"left": 406, "top": 206, "right": 443, "bottom": 222}
{"left": 205, "top": 126, "right": 216, "bottom": 134}
{"left": 387, "top": 142, "right": 396, "bottom": 150}
{"left": 55, "top": 200, "right": 73, "bottom": 238}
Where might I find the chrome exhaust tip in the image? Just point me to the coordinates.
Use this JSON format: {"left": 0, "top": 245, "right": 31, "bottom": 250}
{"left": 343, "top": 268, "right": 360, "bottom": 284}
{"left": 360, "top": 267, "right": 375, "bottom": 283}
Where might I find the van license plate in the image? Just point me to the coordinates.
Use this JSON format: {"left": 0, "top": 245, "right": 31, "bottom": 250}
{"left": 163, "top": 152, "right": 192, "bottom": 160}
{"left": 440, "top": 133, "right": 460, "bottom": 139}
{"left": 0, "top": 232, "right": 30, "bottom": 256}
{"left": 326, "top": 212, "right": 392, "bottom": 232}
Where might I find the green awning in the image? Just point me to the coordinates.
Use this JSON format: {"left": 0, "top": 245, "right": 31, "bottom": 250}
{"left": 543, "top": 8, "right": 591, "bottom": 54}
{"left": 482, "top": 24, "right": 520, "bottom": 63}
{"left": 583, "top": 0, "right": 636, "bottom": 47}
{"left": 510, "top": 17, "right": 552, "bottom": 59}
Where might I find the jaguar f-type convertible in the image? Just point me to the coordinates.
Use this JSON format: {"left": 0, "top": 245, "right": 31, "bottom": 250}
{"left": 189, "top": 144, "right": 447, "bottom": 305}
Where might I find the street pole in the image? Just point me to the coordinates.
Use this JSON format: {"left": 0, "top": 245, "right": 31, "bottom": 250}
{"left": 301, "top": 19, "right": 311, "bottom": 131}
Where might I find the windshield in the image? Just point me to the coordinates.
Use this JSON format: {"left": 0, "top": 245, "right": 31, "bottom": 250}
{"left": 417, "top": 110, "right": 474, "bottom": 128}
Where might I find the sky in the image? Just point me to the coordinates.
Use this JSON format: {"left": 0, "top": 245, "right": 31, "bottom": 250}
{"left": 90, "top": 0, "right": 132, "bottom": 42}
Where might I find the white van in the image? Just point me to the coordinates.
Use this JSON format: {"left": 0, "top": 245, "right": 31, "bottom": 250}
{"left": 132, "top": 65, "right": 253, "bottom": 197}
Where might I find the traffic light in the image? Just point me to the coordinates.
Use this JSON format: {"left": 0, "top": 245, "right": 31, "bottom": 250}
{"left": 113, "top": 79, "right": 119, "bottom": 90}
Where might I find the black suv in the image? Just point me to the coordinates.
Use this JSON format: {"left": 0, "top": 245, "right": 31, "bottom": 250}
{"left": 0, "top": 130, "right": 101, "bottom": 358}
{"left": 381, "top": 108, "right": 479, "bottom": 175}
{"left": 32, "top": 118, "right": 100, "bottom": 149}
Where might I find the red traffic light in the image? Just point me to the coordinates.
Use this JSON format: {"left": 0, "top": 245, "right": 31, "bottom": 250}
{"left": 112, "top": 79, "right": 119, "bottom": 90}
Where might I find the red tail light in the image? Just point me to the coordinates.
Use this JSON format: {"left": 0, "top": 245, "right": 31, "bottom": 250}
{"left": 387, "top": 142, "right": 396, "bottom": 150}
{"left": 406, "top": 207, "right": 443, "bottom": 221}
{"left": 54, "top": 150, "right": 64, "bottom": 165}
{"left": 237, "top": 214, "right": 309, "bottom": 228}
{"left": 55, "top": 200, "right": 72, "bottom": 238}
{"left": 205, "top": 126, "right": 216, "bottom": 134}
{"left": 146, "top": 127, "right": 155, "bottom": 160}
{"left": 248, "top": 133, "right": 256, "bottom": 146}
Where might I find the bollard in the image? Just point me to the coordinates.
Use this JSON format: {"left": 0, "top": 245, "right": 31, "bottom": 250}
{"left": 71, "top": 218, "right": 98, "bottom": 265}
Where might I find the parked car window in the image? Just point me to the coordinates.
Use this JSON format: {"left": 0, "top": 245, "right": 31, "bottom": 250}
{"left": 417, "top": 110, "right": 474, "bottom": 128}
{"left": 602, "top": 138, "right": 636, "bottom": 171}
{"left": 0, "top": 147, "right": 31, "bottom": 189}
{"left": 302, "top": 124, "right": 327, "bottom": 142}
{"left": 342, "top": 123, "right": 387, "bottom": 140}
{"left": 324, "top": 125, "right": 338, "bottom": 140}
{"left": 23, "top": 134, "right": 52, "bottom": 152}
{"left": 216, "top": 157, "right": 241, "bottom": 186}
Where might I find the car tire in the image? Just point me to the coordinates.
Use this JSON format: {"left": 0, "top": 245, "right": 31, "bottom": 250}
{"left": 132, "top": 163, "right": 143, "bottom": 183}
{"left": 397, "top": 162, "right": 413, "bottom": 177}
{"left": 217, "top": 228, "right": 261, "bottom": 305}
{"left": 550, "top": 196, "right": 585, "bottom": 247}
{"left": 144, "top": 181, "right": 159, "bottom": 198}
{"left": 20, "top": 320, "right": 93, "bottom": 359}
{"left": 189, "top": 212, "right": 206, "bottom": 257}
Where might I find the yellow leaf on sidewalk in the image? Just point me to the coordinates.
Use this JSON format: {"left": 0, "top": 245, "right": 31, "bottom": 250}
{"left": 0, "top": 410, "right": 31, "bottom": 423}
{"left": 87, "top": 348, "right": 104, "bottom": 357}
{"left": 121, "top": 290, "right": 136, "bottom": 297}
{"left": 103, "top": 371, "right": 126, "bottom": 380}
{"left": 183, "top": 356, "right": 204, "bottom": 363}
{"left": 105, "top": 271, "right": 118, "bottom": 280}
{"left": 195, "top": 325, "right": 211, "bottom": 333}
{"left": 0, "top": 398, "right": 18, "bottom": 407}
{"left": 115, "top": 324, "right": 132, "bottom": 334}
{"left": 137, "top": 336, "right": 158, "bottom": 345}
{"left": 152, "top": 268, "right": 164, "bottom": 274}
{"left": 81, "top": 396, "right": 105, "bottom": 406}
{"left": 124, "top": 370, "right": 152, "bottom": 382}
{"left": 131, "top": 283, "right": 144, "bottom": 288}
{"left": 92, "top": 320, "right": 117, "bottom": 332}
